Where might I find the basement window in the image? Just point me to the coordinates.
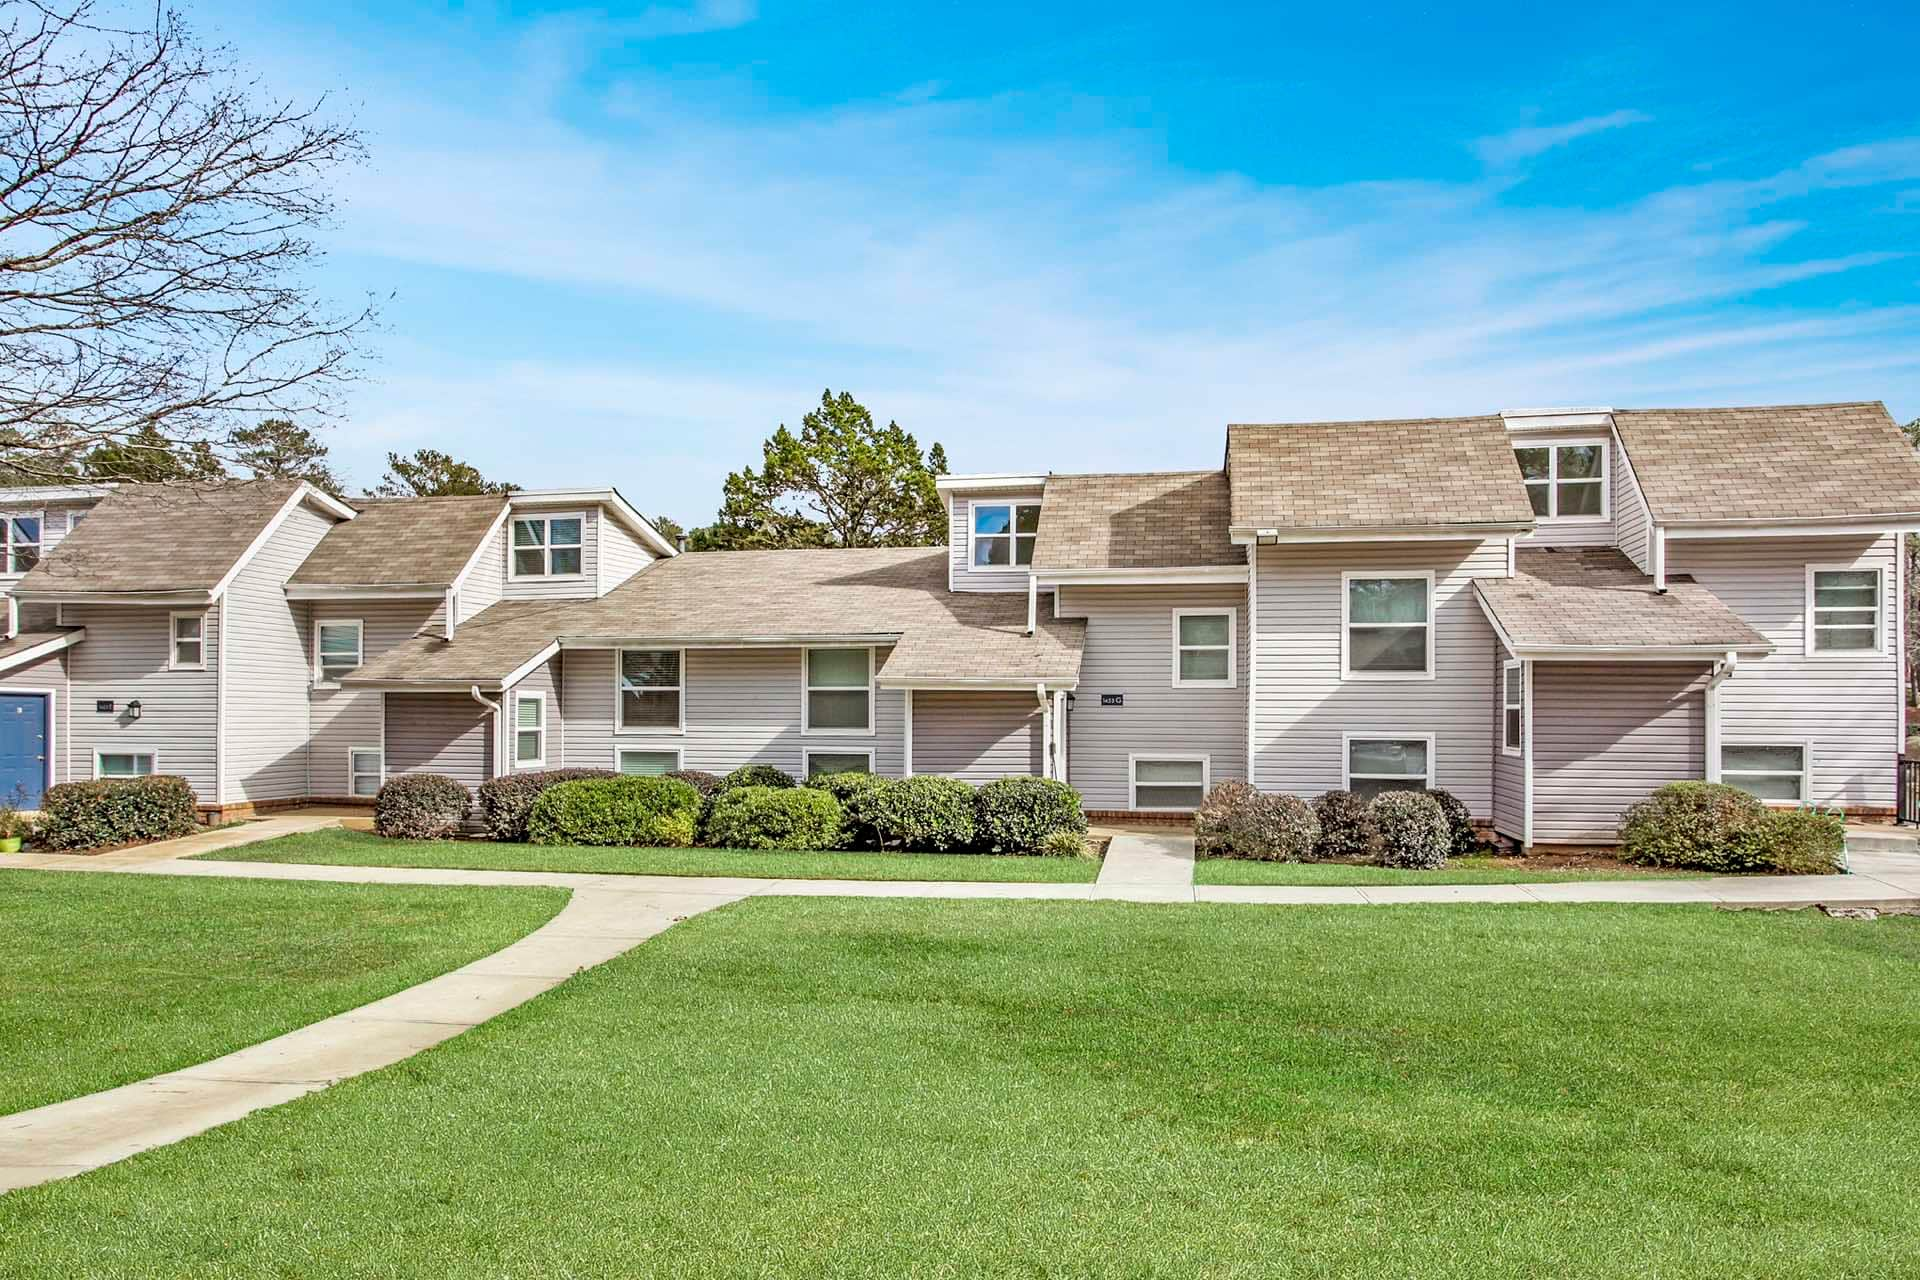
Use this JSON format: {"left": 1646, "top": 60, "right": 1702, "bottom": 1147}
{"left": 1721, "top": 744, "right": 1808, "bottom": 803}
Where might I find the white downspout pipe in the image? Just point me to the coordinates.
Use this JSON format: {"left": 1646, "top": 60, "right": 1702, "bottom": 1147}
{"left": 1652, "top": 525, "right": 1668, "bottom": 593}
{"left": 1053, "top": 688, "right": 1068, "bottom": 785}
{"left": 1704, "top": 650, "right": 1738, "bottom": 782}
{"left": 903, "top": 688, "right": 914, "bottom": 777}
{"left": 1036, "top": 682, "right": 1052, "bottom": 780}
{"left": 1026, "top": 573, "right": 1037, "bottom": 635}
{"left": 470, "top": 685, "right": 505, "bottom": 778}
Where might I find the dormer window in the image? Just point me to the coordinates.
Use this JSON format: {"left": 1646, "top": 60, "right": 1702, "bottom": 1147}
{"left": 971, "top": 503, "right": 1039, "bottom": 568}
{"left": 1515, "top": 442, "right": 1607, "bottom": 520}
{"left": 2, "top": 513, "right": 41, "bottom": 574}
{"left": 512, "top": 514, "right": 583, "bottom": 577}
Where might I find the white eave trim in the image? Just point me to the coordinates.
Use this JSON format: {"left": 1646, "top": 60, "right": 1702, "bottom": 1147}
{"left": 449, "top": 500, "right": 513, "bottom": 597}
{"left": 0, "top": 627, "right": 85, "bottom": 675}
{"left": 1231, "top": 521, "right": 1534, "bottom": 545}
{"left": 935, "top": 474, "right": 1048, "bottom": 494}
{"left": 284, "top": 583, "right": 450, "bottom": 600}
{"left": 11, "top": 589, "right": 215, "bottom": 605}
{"left": 878, "top": 675, "right": 1080, "bottom": 692}
{"left": 1663, "top": 518, "right": 1920, "bottom": 539}
{"left": 0, "top": 483, "right": 115, "bottom": 502}
{"left": 557, "top": 632, "right": 904, "bottom": 649}
{"left": 499, "top": 641, "right": 562, "bottom": 690}
{"left": 1034, "top": 564, "right": 1250, "bottom": 586}
{"left": 345, "top": 677, "right": 504, "bottom": 693}
{"left": 207, "top": 483, "right": 355, "bottom": 602}
{"left": 509, "top": 487, "right": 678, "bottom": 558}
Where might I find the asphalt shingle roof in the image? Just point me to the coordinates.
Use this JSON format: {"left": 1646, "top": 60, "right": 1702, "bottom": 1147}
{"left": 1226, "top": 416, "right": 1536, "bottom": 532}
{"left": 1475, "top": 547, "right": 1769, "bottom": 652}
{"left": 1031, "top": 471, "right": 1240, "bottom": 570}
{"left": 13, "top": 481, "right": 308, "bottom": 595}
{"left": 290, "top": 494, "right": 508, "bottom": 586}
{"left": 1612, "top": 402, "right": 1920, "bottom": 525}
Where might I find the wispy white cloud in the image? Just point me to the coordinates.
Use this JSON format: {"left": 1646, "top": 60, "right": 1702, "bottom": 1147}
{"left": 1473, "top": 109, "right": 1653, "bottom": 167}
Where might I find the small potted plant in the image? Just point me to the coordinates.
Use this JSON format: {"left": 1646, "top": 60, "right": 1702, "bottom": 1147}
{"left": 0, "top": 805, "right": 24, "bottom": 854}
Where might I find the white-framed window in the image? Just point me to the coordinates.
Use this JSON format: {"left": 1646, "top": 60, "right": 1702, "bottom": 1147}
{"left": 1341, "top": 572, "right": 1434, "bottom": 680}
{"left": 970, "top": 502, "right": 1041, "bottom": 568}
{"left": 1721, "top": 743, "right": 1809, "bottom": 803}
{"left": 1344, "top": 735, "right": 1434, "bottom": 802}
{"left": 349, "top": 747, "right": 384, "bottom": 798}
{"left": 514, "top": 692, "right": 546, "bottom": 767}
{"left": 616, "top": 648, "right": 683, "bottom": 732}
{"left": 1, "top": 512, "right": 42, "bottom": 575}
{"left": 95, "top": 750, "right": 156, "bottom": 779}
{"left": 1501, "top": 660, "right": 1524, "bottom": 757}
{"left": 1806, "top": 565, "right": 1883, "bottom": 656}
{"left": 806, "top": 749, "right": 874, "bottom": 778}
{"left": 313, "top": 618, "right": 363, "bottom": 686}
{"left": 1172, "top": 609, "right": 1236, "bottom": 688}
{"left": 1129, "top": 755, "right": 1209, "bottom": 811}
{"left": 510, "top": 513, "right": 585, "bottom": 578}
{"left": 1514, "top": 440, "right": 1608, "bottom": 520}
{"left": 618, "top": 748, "right": 682, "bottom": 776}
{"left": 803, "top": 646, "right": 873, "bottom": 735}
{"left": 169, "top": 611, "right": 206, "bottom": 671}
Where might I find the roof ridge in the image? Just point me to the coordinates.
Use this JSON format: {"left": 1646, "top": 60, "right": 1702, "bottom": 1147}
{"left": 1615, "top": 401, "right": 1883, "bottom": 414}
{"left": 1227, "top": 414, "right": 1500, "bottom": 430}
{"left": 1044, "top": 468, "right": 1223, "bottom": 481}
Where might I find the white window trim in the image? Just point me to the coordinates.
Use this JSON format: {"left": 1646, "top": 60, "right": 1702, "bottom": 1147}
{"left": 94, "top": 748, "right": 158, "bottom": 780}
{"left": 1340, "top": 570, "right": 1436, "bottom": 682}
{"left": 1171, "top": 608, "right": 1237, "bottom": 689}
{"left": 508, "top": 511, "right": 588, "bottom": 580}
{"left": 1343, "top": 732, "right": 1437, "bottom": 793}
{"left": 1501, "top": 659, "right": 1523, "bottom": 757}
{"left": 965, "top": 500, "right": 1040, "bottom": 572}
{"left": 1128, "top": 753, "right": 1210, "bottom": 812}
{"left": 1515, "top": 438, "right": 1611, "bottom": 523}
{"left": 513, "top": 691, "right": 547, "bottom": 768}
{"left": 617, "top": 745, "right": 684, "bottom": 775}
{"left": 801, "top": 645, "right": 875, "bottom": 737}
{"left": 805, "top": 747, "right": 876, "bottom": 777}
{"left": 348, "top": 746, "right": 384, "bottom": 798}
{"left": 0, "top": 508, "right": 45, "bottom": 578}
{"left": 614, "top": 646, "right": 686, "bottom": 735}
{"left": 312, "top": 617, "right": 364, "bottom": 688}
{"left": 168, "top": 610, "right": 207, "bottom": 672}
{"left": 1804, "top": 563, "right": 1886, "bottom": 658}
{"left": 1720, "top": 740, "right": 1811, "bottom": 804}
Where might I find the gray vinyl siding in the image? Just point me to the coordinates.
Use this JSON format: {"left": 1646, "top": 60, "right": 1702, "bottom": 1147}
{"left": 1491, "top": 644, "right": 1524, "bottom": 841}
{"left": 222, "top": 504, "right": 335, "bottom": 803}
{"left": 503, "top": 505, "right": 601, "bottom": 602}
{"left": 1613, "top": 440, "right": 1654, "bottom": 572}
{"left": 1512, "top": 428, "right": 1616, "bottom": 550}
{"left": 562, "top": 645, "right": 906, "bottom": 777}
{"left": 1668, "top": 534, "right": 1900, "bottom": 809}
{"left": 504, "top": 655, "right": 563, "bottom": 772}
{"left": 63, "top": 604, "right": 219, "bottom": 802}
{"left": 1531, "top": 662, "right": 1706, "bottom": 844}
{"left": 597, "top": 519, "right": 656, "bottom": 594}
{"left": 1055, "top": 583, "right": 1248, "bottom": 810}
{"left": 457, "top": 519, "right": 507, "bottom": 624}
{"left": 0, "top": 650, "right": 68, "bottom": 785}
{"left": 305, "top": 598, "right": 440, "bottom": 798}
{"left": 947, "top": 489, "right": 1043, "bottom": 592}
{"left": 1250, "top": 539, "right": 1503, "bottom": 816}
{"left": 913, "top": 691, "right": 1041, "bottom": 780}
{"left": 385, "top": 692, "right": 492, "bottom": 788}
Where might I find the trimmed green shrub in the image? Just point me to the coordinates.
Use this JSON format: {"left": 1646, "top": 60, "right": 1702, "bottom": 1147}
{"left": 975, "top": 776, "right": 1088, "bottom": 852}
{"left": 704, "top": 785, "right": 845, "bottom": 851}
{"left": 1195, "top": 780, "right": 1257, "bottom": 857}
{"left": 870, "top": 775, "right": 976, "bottom": 852}
{"left": 1235, "top": 792, "right": 1322, "bottom": 861}
{"left": 806, "top": 772, "right": 891, "bottom": 848}
{"left": 1038, "top": 830, "right": 1095, "bottom": 859}
{"left": 1619, "top": 781, "right": 1767, "bottom": 871}
{"left": 34, "top": 775, "right": 199, "bottom": 851}
{"left": 1730, "top": 805, "right": 1848, "bottom": 875}
{"left": 374, "top": 773, "right": 471, "bottom": 840}
{"left": 477, "top": 768, "right": 616, "bottom": 841}
{"left": 665, "top": 769, "right": 724, "bottom": 798}
{"left": 1311, "top": 789, "right": 1379, "bottom": 861}
{"left": 1423, "top": 788, "right": 1475, "bottom": 855}
{"left": 1371, "top": 791, "right": 1450, "bottom": 869}
{"left": 717, "top": 764, "right": 797, "bottom": 794}
{"left": 527, "top": 776, "right": 701, "bottom": 847}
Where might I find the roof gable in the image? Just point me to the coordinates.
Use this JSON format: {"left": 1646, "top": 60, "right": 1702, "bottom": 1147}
{"left": 1032, "top": 471, "right": 1239, "bottom": 570}
{"left": 290, "top": 494, "right": 509, "bottom": 588}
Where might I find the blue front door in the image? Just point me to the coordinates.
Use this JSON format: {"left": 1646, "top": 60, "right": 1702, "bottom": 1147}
{"left": 0, "top": 694, "right": 50, "bottom": 809}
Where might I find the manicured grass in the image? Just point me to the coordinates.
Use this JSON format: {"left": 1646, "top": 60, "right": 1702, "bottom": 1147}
{"left": 1194, "top": 854, "right": 1712, "bottom": 885}
{"left": 200, "top": 828, "right": 1102, "bottom": 882}
{"left": 4, "top": 899, "right": 1917, "bottom": 1277}
{"left": 0, "top": 869, "right": 565, "bottom": 1117}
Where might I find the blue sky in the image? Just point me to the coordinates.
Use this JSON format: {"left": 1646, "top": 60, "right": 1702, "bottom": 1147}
{"left": 196, "top": 0, "right": 1920, "bottom": 524}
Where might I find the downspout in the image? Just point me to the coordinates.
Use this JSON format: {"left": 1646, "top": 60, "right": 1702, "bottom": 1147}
{"left": 470, "top": 685, "right": 504, "bottom": 778}
{"left": 1704, "top": 650, "right": 1738, "bottom": 782}
{"left": 1245, "top": 544, "right": 1257, "bottom": 789}
{"left": 1026, "top": 573, "right": 1037, "bottom": 636}
{"left": 1652, "top": 525, "right": 1667, "bottom": 593}
{"left": 1036, "top": 682, "right": 1052, "bottom": 780}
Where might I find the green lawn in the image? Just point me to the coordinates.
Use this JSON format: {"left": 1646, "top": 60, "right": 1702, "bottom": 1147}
{"left": 1194, "top": 854, "right": 1712, "bottom": 885}
{"left": 4, "top": 899, "right": 1917, "bottom": 1278}
{"left": 0, "top": 869, "right": 565, "bottom": 1117}
{"left": 199, "top": 828, "right": 1102, "bottom": 882}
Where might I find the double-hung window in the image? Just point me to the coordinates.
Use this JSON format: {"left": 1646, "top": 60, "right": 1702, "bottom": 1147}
{"left": 1130, "top": 756, "right": 1208, "bottom": 810}
{"left": 971, "top": 503, "right": 1040, "bottom": 568}
{"left": 1721, "top": 744, "right": 1807, "bottom": 802}
{"left": 1346, "top": 736, "right": 1433, "bottom": 802}
{"left": 1807, "top": 567, "right": 1882, "bottom": 655}
{"left": 511, "top": 514, "right": 584, "bottom": 577}
{"left": 1501, "top": 661, "right": 1524, "bottom": 756}
{"left": 1172, "top": 610, "right": 1235, "bottom": 687}
{"left": 514, "top": 693, "right": 547, "bottom": 766}
{"left": 617, "top": 649, "right": 683, "bottom": 731}
{"left": 804, "top": 647, "right": 873, "bottom": 734}
{"left": 170, "top": 612, "right": 206, "bottom": 671}
{"left": 1515, "top": 442, "right": 1607, "bottom": 520}
{"left": 1343, "top": 573, "right": 1433, "bottom": 679}
{"left": 1, "top": 513, "right": 41, "bottom": 574}
{"left": 349, "top": 748, "right": 384, "bottom": 798}
{"left": 313, "top": 619, "right": 363, "bottom": 685}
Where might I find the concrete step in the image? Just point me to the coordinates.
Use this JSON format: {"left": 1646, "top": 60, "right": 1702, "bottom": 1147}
{"left": 1845, "top": 828, "right": 1920, "bottom": 856}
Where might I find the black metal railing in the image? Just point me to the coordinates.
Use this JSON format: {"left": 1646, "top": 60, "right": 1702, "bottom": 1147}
{"left": 1899, "top": 758, "right": 1920, "bottom": 826}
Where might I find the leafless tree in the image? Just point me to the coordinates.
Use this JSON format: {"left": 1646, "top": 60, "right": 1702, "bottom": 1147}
{"left": 0, "top": 0, "right": 372, "bottom": 482}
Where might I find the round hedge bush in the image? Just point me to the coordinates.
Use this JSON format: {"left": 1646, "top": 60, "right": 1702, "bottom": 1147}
{"left": 34, "top": 775, "right": 200, "bottom": 850}
{"left": 1423, "top": 788, "right": 1475, "bottom": 855}
{"left": 527, "top": 776, "right": 701, "bottom": 847}
{"left": 1195, "top": 780, "right": 1257, "bottom": 858}
{"left": 1310, "top": 789, "right": 1378, "bottom": 861}
{"left": 806, "top": 771, "right": 891, "bottom": 848}
{"left": 476, "top": 768, "right": 617, "bottom": 842}
{"left": 870, "top": 775, "right": 976, "bottom": 852}
{"left": 974, "top": 776, "right": 1087, "bottom": 852}
{"left": 373, "top": 773, "right": 471, "bottom": 840}
{"left": 717, "top": 764, "right": 796, "bottom": 794}
{"left": 1619, "top": 781, "right": 1769, "bottom": 871}
{"left": 704, "top": 785, "right": 845, "bottom": 851}
{"left": 1728, "top": 805, "right": 1847, "bottom": 875}
{"left": 1370, "top": 791, "right": 1451, "bottom": 869}
{"left": 1233, "top": 792, "right": 1321, "bottom": 861}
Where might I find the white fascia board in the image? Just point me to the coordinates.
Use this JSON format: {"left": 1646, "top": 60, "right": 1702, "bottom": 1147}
{"left": 1231, "top": 522, "right": 1534, "bottom": 545}
{"left": 0, "top": 484, "right": 115, "bottom": 502}
{"left": 209, "top": 485, "right": 354, "bottom": 602}
{"left": 511, "top": 488, "right": 678, "bottom": 557}
{"left": 11, "top": 589, "right": 214, "bottom": 605}
{"left": 344, "top": 677, "right": 500, "bottom": 693}
{"left": 935, "top": 474, "right": 1047, "bottom": 494}
{"left": 0, "top": 627, "right": 85, "bottom": 675}
{"left": 557, "top": 632, "right": 905, "bottom": 649}
{"left": 877, "top": 676, "right": 1079, "bottom": 692}
{"left": 1470, "top": 584, "right": 1521, "bottom": 656}
{"left": 449, "top": 501, "right": 513, "bottom": 596}
{"left": 299, "top": 483, "right": 359, "bottom": 521}
{"left": 1034, "top": 564, "right": 1250, "bottom": 586}
{"left": 284, "top": 583, "right": 449, "bottom": 601}
{"left": 1500, "top": 408, "right": 1614, "bottom": 430}
{"left": 499, "top": 641, "right": 562, "bottom": 690}
{"left": 1511, "top": 643, "right": 1771, "bottom": 661}
{"left": 1664, "top": 519, "right": 1920, "bottom": 539}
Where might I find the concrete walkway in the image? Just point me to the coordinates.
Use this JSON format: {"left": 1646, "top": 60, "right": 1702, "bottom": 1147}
{"left": 1094, "top": 830, "right": 1197, "bottom": 902}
